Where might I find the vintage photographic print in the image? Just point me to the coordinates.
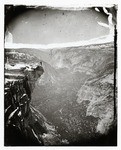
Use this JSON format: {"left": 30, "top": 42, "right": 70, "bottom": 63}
{"left": 4, "top": 3, "right": 117, "bottom": 146}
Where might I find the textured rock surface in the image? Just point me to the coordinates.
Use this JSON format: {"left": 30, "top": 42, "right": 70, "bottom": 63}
{"left": 4, "top": 42, "right": 117, "bottom": 146}
{"left": 30, "top": 42, "right": 117, "bottom": 145}
{"left": 4, "top": 50, "right": 64, "bottom": 146}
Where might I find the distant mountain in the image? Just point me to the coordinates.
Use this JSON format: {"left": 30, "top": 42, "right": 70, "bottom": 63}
{"left": 5, "top": 49, "right": 40, "bottom": 64}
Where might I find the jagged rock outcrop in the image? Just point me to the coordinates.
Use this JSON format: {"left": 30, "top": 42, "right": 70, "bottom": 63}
{"left": 4, "top": 50, "right": 64, "bottom": 146}
{"left": 4, "top": 42, "right": 117, "bottom": 146}
{"left": 51, "top": 42, "right": 116, "bottom": 134}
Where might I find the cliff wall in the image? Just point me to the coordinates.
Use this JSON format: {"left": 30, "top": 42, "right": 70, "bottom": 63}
{"left": 4, "top": 50, "right": 65, "bottom": 146}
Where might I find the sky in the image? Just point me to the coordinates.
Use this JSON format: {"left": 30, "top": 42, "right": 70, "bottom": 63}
{"left": 5, "top": 7, "right": 113, "bottom": 46}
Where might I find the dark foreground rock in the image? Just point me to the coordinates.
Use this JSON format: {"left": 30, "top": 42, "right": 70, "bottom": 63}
{"left": 4, "top": 50, "right": 65, "bottom": 146}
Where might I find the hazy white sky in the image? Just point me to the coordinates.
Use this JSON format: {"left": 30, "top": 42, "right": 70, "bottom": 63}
{"left": 6, "top": 8, "right": 110, "bottom": 45}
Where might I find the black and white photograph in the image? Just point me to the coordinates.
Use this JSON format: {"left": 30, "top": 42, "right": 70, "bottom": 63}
{"left": 2, "top": 0, "right": 118, "bottom": 147}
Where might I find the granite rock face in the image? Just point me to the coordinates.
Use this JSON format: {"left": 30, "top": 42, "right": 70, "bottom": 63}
{"left": 4, "top": 42, "right": 117, "bottom": 145}
{"left": 4, "top": 50, "right": 64, "bottom": 146}
{"left": 30, "top": 42, "right": 116, "bottom": 145}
